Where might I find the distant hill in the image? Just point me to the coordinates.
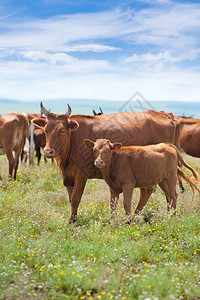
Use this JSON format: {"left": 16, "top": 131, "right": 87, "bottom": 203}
{"left": 0, "top": 98, "right": 200, "bottom": 118}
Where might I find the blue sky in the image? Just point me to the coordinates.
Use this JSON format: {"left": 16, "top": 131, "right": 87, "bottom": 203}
{"left": 0, "top": 0, "right": 200, "bottom": 102}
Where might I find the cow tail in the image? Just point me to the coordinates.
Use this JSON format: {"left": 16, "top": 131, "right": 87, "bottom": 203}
{"left": 177, "top": 166, "right": 200, "bottom": 197}
{"left": 173, "top": 146, "right": 200, "bottom": 181}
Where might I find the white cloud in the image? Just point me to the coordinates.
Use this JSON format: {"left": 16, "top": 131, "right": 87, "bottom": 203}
{"left": 20, "top": 50, "right": 77, "bottom": 64}
{"left": 1, "top": 4, "right": 200, "bottom": 54}
{"left": 0, "top": 2, "right": 200, "bottom": 102}
{"left": 130, "top": 3, "right": 200, "bottom": 51}
{"left": 126, "top": 51, "right": 175, "bottom": 63}
{"left": 0, "top": 57, "right": 200, "bottom": 102}
{"left": 0, "top": 52, "right": 113, "bottom": 77}
{"left": 125, "top": 49, "right": 200, "bottom": 69}
{"left": 64, "top": 43, "right": 119, "bottom": 52}
{"left": 0, "top": 9, "right": 130, "bottom": 50}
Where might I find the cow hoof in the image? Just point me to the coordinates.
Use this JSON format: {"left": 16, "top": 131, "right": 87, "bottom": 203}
{"left": 124, "top": 215, "right": 133, "bottom": 225}
{"left": 69, "top": 216, "right": 77, "bottom": 224}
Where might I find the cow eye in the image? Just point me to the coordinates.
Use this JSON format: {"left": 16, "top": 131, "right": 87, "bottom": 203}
{"left": 59, "top": 130, "right": 65, "bottom": 135}
{"left": 93, "top": 148, "right": 98, "bottom": 155}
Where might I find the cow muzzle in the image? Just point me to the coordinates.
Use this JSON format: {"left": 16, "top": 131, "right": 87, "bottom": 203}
{"left": 43, "top": 148, "right": 56, "bottom": 158}
{"left": 95, "top": 160, "right": 105, "bottom": 168}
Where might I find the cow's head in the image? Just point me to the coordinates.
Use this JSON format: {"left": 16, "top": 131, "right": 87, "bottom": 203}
{"left": 84, "top": 138, "right": 121, "bottom": 170}
{"left": 31, "top": 102, "right": 79, "bottom": 158}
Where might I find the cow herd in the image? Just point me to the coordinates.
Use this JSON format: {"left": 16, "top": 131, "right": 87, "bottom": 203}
{"left": 0, "top": 102, "right": 200, "bottom": 223}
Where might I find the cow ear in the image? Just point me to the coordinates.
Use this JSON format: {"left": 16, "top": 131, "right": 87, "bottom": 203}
{"left": 68, "top": 119, "right": 79, "bottom": 131}
{"left": 84, "top": 139, "right": 94, "bottom": 148}
{"left": 110, "top": 142, "right": 122, "bottom": 152}
{"left": 32, "top": 118, "right": 47, "bottom": 129}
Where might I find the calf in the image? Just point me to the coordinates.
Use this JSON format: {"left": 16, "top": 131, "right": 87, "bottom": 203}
{"left": 84, "top": 139, "right": 200, "bottom": 219}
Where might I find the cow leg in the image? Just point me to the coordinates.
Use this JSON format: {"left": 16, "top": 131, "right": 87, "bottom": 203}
{"left": 13, "top": 148, "right": 22, "bottom": 180}
{"left": 67, "top": 186, "right": 73, "bottom": 203}
{"left": 5, "top": 150, "right": 15, "bottom": 179}
{"left": 69, "top": 176, "right": 87, "bottom": 223}
{"left": 110, "top": 189, "right": 119, "bottom": 220}
{"left": 159, "top": 179, "right": 177, "bottom": 212}
{"left": 178, "top": 178, "right": 184, "bottom": 193}
{"left": 21, "top": 149, "right": 24, "bottom": 163}
{"left": 133, "top": 187, "right": 154, "bottom": 215}
{"left": 23, "top": 150, "right": 28, "bottom": 164}
{"left": 36, "top": 147, "right": 41, "bottom": 166}
{"left": 13, "top": 159, "right": 19, "bottom": 180}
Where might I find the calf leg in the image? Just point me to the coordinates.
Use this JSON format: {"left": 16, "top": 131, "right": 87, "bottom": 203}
{"left": 69, "top": 176, "right": 87, "bottom": 223}
{"left": 159, "top": 179, "right": 177, "bottom": 212}
{"left": 110, "top": 189, "right": 119, "bottom": 220}
{"left": 133, "top": 187, "right": 154, "bottom": 215}
{"left": 122, "top": 184, "right": 134, "bottom": 216}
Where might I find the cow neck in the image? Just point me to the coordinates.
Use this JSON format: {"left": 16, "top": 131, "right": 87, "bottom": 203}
{"left": 56, "top": 132, "right": 72, "bottom": 170}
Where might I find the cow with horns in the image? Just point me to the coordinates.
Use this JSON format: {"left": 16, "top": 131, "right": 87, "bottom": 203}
{"left": 32, "top": 102, "right": 180, "bottom": 223}
{"left": 93, "top": 107, "right": 103, "bottom": 116}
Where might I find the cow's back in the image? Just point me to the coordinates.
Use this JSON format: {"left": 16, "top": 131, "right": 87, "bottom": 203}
{"left": 111, "top": 143, "right": 178, "bottom": 188}
{"left": 69, "top": 111, "right": 180, "bottom": 179}
{"left": 0, "top": 113, "right": 28, "bottom": 151}
{"left": 180, "top": 123, "right": 200, "bottom": 157}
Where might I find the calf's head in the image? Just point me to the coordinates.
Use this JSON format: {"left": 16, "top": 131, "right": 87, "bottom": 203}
{"left": 84, "top": 138, "right": 121, "bottom": 170}
{"left": 31, "top": 102, "right": 79, "bottom": 158}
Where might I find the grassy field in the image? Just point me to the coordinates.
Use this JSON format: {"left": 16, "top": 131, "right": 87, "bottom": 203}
{"left": 0, "top": 155, "right": 200, "bottom": 299}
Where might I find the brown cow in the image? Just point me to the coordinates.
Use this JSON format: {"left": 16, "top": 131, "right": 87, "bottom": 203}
{"left": 178, "top": 117, "right": 200, "bottom": 158}
{"left": 32, "top": 102, "right": 180, "bottom": 223}
{"left": 33, "top": 127, "right": 54, "bottom": 165}
{"left": 21, "top": 113, "right": 42, "bottom": 165}
{"left": 34, "top": 127, "right": 47, "bottom": 165}
{"left": 84, "top": 139, "right": 200, "bottom": 219}
{"left": 22, "top": 113, "right": 49, "bottom": 165}
{"left": 0, "top": 113, "right": 29, "bottom": 180}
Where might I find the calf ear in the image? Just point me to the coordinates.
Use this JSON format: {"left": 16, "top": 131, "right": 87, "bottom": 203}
{"left": 68, "top": 119, "right": 79, "bottom": 131}
{"left": 84, "top": 139, "right": 94, "bottom": 148}
{"left": 31, "top": 118, "right": 47, "bottom": 129}
{"left": 110, "top": 142, "right": 122, "bottom": 152}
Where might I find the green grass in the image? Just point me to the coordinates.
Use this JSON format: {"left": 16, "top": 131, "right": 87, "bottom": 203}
{"left": 0, "top": 155, "right": 200, "bottom": 299}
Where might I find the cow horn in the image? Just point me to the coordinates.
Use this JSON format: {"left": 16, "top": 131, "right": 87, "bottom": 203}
{"left": 40, "top": 101, "right": 50, "bottom": 116}
{"left": 65, "top": 104, "right": 72, "bottom": 118}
